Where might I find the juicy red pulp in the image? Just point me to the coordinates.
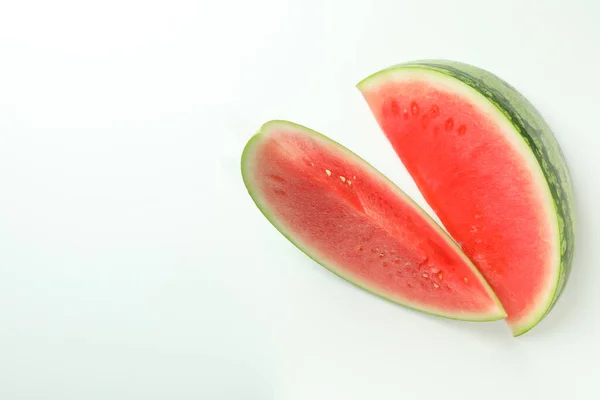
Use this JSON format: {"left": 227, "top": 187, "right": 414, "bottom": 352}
{"left": 362, "top": 80, "right": 554, "bottom": 323}
{"left": 250, "top": 128, "right": 499, "bottom": 315}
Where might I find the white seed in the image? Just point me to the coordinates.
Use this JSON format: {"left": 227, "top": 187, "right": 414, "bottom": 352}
{"left": 433, "top": 283, "right": 439, "bottom": 288}
{"left": 438, "top": 273, "right": 443, "bottom": 280}
{"left": 325, "top": 169, "right": 331, "bottom": 176}
{"left": 422, "top": 272, "right": 429, "bottom": 278}
{"left": 464, "top": 277, "right": 469, "bottom": 284}
{"left": 347, "top": 180, "right": 352, "bottom": 186}
{"left": 340, "top": 176, "right": 346, "bottom": 182}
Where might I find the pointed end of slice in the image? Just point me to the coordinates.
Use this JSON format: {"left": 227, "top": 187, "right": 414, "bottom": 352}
{"left": 356, "top": 68, "right": 387, "bottom": 91}
{"left": 241, "top": 120, "right": 296, "bottom": 184}
{"left": 484, "top": 294, "right": 508, "bottom": 322}
{"left": 453, "top": 282, "right": 507, "bottom": 323}
{"left": 510, "top": 320, "right": 538, "bottom": 337}
{"left": 355, "top": 65, "right": 407, "bottom": 93}
{"left": 508, "top": 307, "right": 552, "bottom": 337}
{"left": 489, "top": 304, "right": 508, "bottom": 322}
{"left": 356, "top": 75, "right": 371, "bottom": 92}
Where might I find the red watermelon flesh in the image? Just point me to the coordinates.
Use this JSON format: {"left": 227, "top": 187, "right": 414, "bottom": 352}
{"left": 242, "top": 120, "right": 505, "bottom": 321}
{"left": 358, "top": 66, "right": 564, "bottom": 335}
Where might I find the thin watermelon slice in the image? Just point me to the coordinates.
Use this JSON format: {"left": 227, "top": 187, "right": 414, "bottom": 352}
{"left": 358, "top": 60, "right": 576, "bottom": 336}
{"left": 242, "top": 120, "right": 506, "bottom": 321}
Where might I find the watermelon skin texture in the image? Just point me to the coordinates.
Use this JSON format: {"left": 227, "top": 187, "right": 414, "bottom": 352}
{"left": 359, "top": 60, "right": 576, "bottom": 335}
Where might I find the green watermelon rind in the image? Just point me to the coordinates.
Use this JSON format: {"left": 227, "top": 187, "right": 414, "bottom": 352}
{"left": 241, "top": 119, "right": 507, "bottom": 323}
{"left": 357, "top": 61, "right": 576, "bottom": 336}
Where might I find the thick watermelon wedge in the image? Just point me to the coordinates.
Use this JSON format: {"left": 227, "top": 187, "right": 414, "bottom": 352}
{"left": 358, "top": 60, "right": 576, "bottom": 336}
{"left": 242, "top": 120, "right": 506, "bottom": 321}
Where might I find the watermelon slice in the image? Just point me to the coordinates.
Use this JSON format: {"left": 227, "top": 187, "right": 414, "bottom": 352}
{"left": 357, "top": 60, "right": 576, "bottom": 336}
{"left": 242, "top": 120, "right": 506, "bottom": 321}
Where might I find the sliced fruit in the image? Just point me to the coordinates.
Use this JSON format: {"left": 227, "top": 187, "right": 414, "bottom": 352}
{"left": 241, "top": 120, "right": 505, "bottom": 321}
{"left": 357, "top": 60, "right": 575, "bottom": 335}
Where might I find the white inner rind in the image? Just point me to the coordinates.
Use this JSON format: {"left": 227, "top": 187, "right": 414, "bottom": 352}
{"left": 242, "top": 120, "right": 506, "bottom": 322}
{"left": 358, "top": 68, "right": 561, "bottom": 335}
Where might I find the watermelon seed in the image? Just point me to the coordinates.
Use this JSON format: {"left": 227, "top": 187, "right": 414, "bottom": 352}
{"left": 303, "top": 157, "right": 314, "bottom": 167}
{"left": 407, "top": 283, "right": 413, "bottom": 288}
{"left": 457, "top": 125, "right": 467, "bottom": 136}
{"left": 463, "top": 277, "right": 469, "bottom": 284}
{"left": 359, "top": 247, "right": 364, "bottom": 252}
{"left": 433, "top": 283, "right": 440, "bottom": 289}
{"left": 340, "top": 176, "right": 346, "bottom": 182}
{"left": 445, "top": 118, "right": 454, "bottom": 131}
{"left": 347, "top": 180, "right": 352, "bottom": 186}
{"left": 402, "top": 109, "right": 409, "bottom": 119}
{"left": 268, "top": 174, "right": 286, "bottom": 183}
{"left": 273, "top": 189, "right": 286, "bottom": 196}
{"left": 379, "top": 252, "right": 385, "bottom": 257}
{"left": 325, "top": 169, "right": 331, "bottom": 176}
{"left": 422, "top": 272, "right": 429, "bottom": 278}
{"left": 410, "top": 101, "right": 419, "bottom": 115}
{"left": 394, "top": 257, "right": 400, "bottom": 263}
{"left": 430, "top": 104, "right": 440, "bottom": 117}
{"left": 438, "top": 272, "right": 443, "bottom": 280}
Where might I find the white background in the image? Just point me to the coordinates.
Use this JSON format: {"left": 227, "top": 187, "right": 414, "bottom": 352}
{"left": 0, "top": 0, "right": 598, "bottom": 399}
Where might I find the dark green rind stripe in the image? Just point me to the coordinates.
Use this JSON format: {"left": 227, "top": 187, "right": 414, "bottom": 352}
{"left": 374, "top": 60, "right": 576, "bottom": 334}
